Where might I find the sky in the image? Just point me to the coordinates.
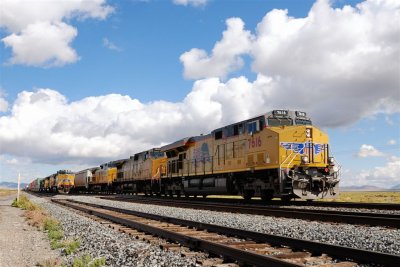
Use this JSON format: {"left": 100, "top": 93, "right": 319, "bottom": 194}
{"left": 0, "top": 0, "right": 399, "bottom": 188}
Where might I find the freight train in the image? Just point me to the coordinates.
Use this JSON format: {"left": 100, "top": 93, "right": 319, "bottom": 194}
{"left": 28, "top": 110, "right": 340, "bottom": 200}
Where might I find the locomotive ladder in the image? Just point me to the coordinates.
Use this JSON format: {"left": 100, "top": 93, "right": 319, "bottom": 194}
{"left": 279, "top": 146, "right": 302, "bottom": 193}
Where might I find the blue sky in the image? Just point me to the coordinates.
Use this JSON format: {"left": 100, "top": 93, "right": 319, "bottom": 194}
{"left": 0, "top": 0, "right": 399, "bottom": 188}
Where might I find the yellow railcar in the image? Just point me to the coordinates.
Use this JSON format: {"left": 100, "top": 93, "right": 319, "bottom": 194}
{"left": 29, "top": 110, "right": 339, "bottom": 200}
{"left": 115, "top": 149, "right": 167, "bottom": 194}
{"left": 161, "top": 110, "right": 340, "bottom": 200}
{"left": 55, "top": 170, "right": 75, "bottom": 194}
{"left": 90, "top": 163, "right": 117, "bottom": 192}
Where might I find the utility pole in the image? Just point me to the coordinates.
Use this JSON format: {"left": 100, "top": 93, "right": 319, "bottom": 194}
{"left": 17, "top": 173, "right": 21, "bottom": 202}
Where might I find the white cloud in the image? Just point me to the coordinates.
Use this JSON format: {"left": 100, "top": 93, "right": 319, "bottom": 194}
{"left": 0, "top": 97, "right": 8, "bottom": 113}
{"left": 356, "top": 156, "right": 400, "bottom": 188}
{"left": 0, "top": 90, "right": 8, "bottom": 112}
{"left": 180, "top": 18, "right": 253, "bottom": 79}
{"left": 5, "top": 158, "right": 18, "bottom": 165}
{"left": 388, "top": 139, "right": 397, "bottom": 145}
{"left": 180, "top": 0, "right": 400, "bottom": 126}
{"left": 0, "top": 0, "right": 113, "bottom": 67}
{"left": 0, "top": 86, "right": 224, "bottom": 164}
{"left": 173, "top": 0, "right": 208, "bottom": 7}
{"left": 3, "top": 22, "right": 79, "bottom": 67}
{"left": 103, "top": 38, "right": 121, "bottom": 52}
{"left": 357, "top": 144, "right": 385, "bottom": 157}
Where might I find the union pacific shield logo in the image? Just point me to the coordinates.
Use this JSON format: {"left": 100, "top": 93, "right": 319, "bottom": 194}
{"left": 280, "top": 142, "right": 306, "bottom": 154}
{"left": 281, "top": 142, "right": 324, "bottom": 155}
{"left": 314, "top": 144, "right": 323, "bottom": 155}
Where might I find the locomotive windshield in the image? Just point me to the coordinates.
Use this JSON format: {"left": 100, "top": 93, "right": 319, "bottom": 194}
{"left": 150, "top": 150, "right": 165, "bottom": 159}
{"left": 267, "top": 118, "right": 293, "bottom": 126}
{"left": 295, "top": 118, "right": 312, "bottom": 125}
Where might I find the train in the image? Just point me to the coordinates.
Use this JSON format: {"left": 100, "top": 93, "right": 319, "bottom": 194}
{"left": 28, "top": 110, "right": 341, "bottom": 201}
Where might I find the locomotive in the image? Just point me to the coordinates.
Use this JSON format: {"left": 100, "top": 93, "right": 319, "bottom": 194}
{"left": 29, "top": 110, "right": 340, "bottom": 201}
{"left": 29, "top": 170, "right": 75, "bottom": 194}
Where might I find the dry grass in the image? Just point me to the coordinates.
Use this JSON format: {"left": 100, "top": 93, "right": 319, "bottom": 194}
{"left": 0, "top": 189, "right": 17, "bottom": 197}
{"left": 37, "top": 258, "right": 63, "bottom": 267}
{"left": 12, "top": 194, "right": 47, "bottom": 229}
{"left": 208, "top": 191, "right": 400, "bottom": 204}
{"left": 319, "top": 191, "right": 400, "bottom": 203}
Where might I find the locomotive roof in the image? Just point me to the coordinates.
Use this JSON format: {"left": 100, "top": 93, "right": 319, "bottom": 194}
{"left": 211, "top": 109, "right": 311, "bottom": 133}
{"left": 160, "top": 137, "right": 195, "bottom": 152}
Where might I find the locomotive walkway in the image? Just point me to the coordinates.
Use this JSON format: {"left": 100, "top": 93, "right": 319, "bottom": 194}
{"left": 100, "top": 195, "right": 400, "bottom": 228}
{"left": 52, "top": 198, "right": 399, "bottom": 267}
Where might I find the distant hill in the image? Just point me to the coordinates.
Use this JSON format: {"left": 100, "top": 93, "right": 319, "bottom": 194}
{"left": 0, "top": 181, "right": 28, "bottom": 189}
{"left": 340, "top": 185, "right": 388, "bottom": 191}
{"left": 391, "top": 184, "right": 400, "bottom": 191}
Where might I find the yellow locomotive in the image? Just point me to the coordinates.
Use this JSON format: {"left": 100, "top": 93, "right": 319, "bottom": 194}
{"left": 30, "top": 110, "right": 339, "bottom": 200}
{"left": 41, "top": 170, "right": 75, "bottom": 194}
{"left": 115, "top": 149, "right": 167, "bottom": 195}
{"left": 160, "top": 110, "right": 340, "bottom": 200}
{"left": 90, "top": 163, "right": 118, "bottom": 192}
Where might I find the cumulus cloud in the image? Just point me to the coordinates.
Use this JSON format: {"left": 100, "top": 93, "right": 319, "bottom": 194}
{"left": 180, "top": 18, "right": 253, "bottom": 79}
{"left": 0, "top": 86, "right": 223, "bottom": 164}
{"left": 173, "top": 0, "right": 208, "bottom": 7}
{"left": 180, "top": 0, "right": 400, "bottom": 126}
{"left": 388, "top": 139, "right": 397, "bottom": 145}
{"left": 103, "top": 38, "right": 122, "bottom": 52}
{"left": 357, "top": 144, "right": 385, "bottom": 157}
{"left": 356, "top": 156, "right": 400, "bottom": 188}
{"left": 2, "top": 22, "right": 79, "bottom": 67}
{"left": 0, "top": 0, "right": 113, "bottom": 67}
{"left": 0, "top": 96, "right": 8, "bottom": 113}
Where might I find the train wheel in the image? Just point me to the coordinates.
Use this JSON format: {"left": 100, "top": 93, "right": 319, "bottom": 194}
{"left": 242, "top": 190, "right": 254, "bottom": 201}
{"left": 281, "top": 195, "right": 293, "bottom": 202}
{"left": 261, "top": 190, "right": 274, "bottom": 202}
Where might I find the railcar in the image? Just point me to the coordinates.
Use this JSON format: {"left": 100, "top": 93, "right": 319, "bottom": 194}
{"left": 28, "top": 178, "right": 41, "bottom": 192}
{"left": 114, "top": 149, "right": 167, "bottom": 194}
{"left": 55, "top": 170, "right": 75, "bottom": 194}
{"left": 73, "top": 168, "right": 95, "bottom": 192}
{"left": 39, "top": 170, "right": 74, "bottom": 193}
{"left": 159, "top": 110, "right": 340, "bottom": 200}
{"left": 28, "top": 110, "right": 340, "bottom": 201}
{"left": 90, "top": 163, "right": 117, "bottom": 192}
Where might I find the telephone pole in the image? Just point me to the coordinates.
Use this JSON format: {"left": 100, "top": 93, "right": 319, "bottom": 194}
{"left": 17, "top": 173, "right": 21, "bottom": 202}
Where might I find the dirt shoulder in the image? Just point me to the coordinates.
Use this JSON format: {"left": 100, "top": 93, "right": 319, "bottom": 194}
{"left": 0, "top": 193, "right": 58, "bottom": 267}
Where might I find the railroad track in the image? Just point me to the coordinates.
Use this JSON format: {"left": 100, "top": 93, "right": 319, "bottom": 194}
{"left": 28, "top": 190, "right": 400, "bottom": 210}
{"left": 100, "top": 196, "right": 400, "bottom": 228}
{"left": 122, "top": 194, "right": 400, "bottom": 210}
{"left": 52, "top": 198, "right": 399, "bottom": 267}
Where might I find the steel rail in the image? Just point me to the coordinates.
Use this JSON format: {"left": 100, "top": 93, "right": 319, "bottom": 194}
{"left": 101, "top": 196, "right": 400, "bottom": 228}
{"left": 52, "top": 199, "right": 300, "bottom": 267}
{"left": 108, "top": 194, "right": 400, "bottom": 210}
{"left": 54, "top": 199, "right": 400, "bottom": 266}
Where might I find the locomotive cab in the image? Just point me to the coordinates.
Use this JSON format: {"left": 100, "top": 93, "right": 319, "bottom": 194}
{"left": 56, "top": 170, "right": 75, "bottom": 194}
{"left": 272, "top": 111, "right": 340, "bottom": 200}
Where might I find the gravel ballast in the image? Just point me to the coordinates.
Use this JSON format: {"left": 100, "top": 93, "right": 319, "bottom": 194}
{"left": 66, "top": 195, "right": 400, "bottom": 256}
{"left": 30, "top": 195, "right": 200, "bottom": 267}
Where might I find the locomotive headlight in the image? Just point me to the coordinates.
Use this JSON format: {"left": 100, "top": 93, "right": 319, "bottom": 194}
{"left": 305, "top": 128, "right": 312, "bottom": 138}
{"left": 301, "top": 156, "right": 309, "bottom": 164}
{"left": 328, "top": 157, "right": 335, "bottom": 165}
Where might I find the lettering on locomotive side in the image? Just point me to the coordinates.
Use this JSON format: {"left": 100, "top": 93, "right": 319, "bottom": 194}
{"left": 248, "top": 136, "right": 262, "bottom": 149}
{"left": 193, "top": 143, "right": 211, "bottom": 162}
